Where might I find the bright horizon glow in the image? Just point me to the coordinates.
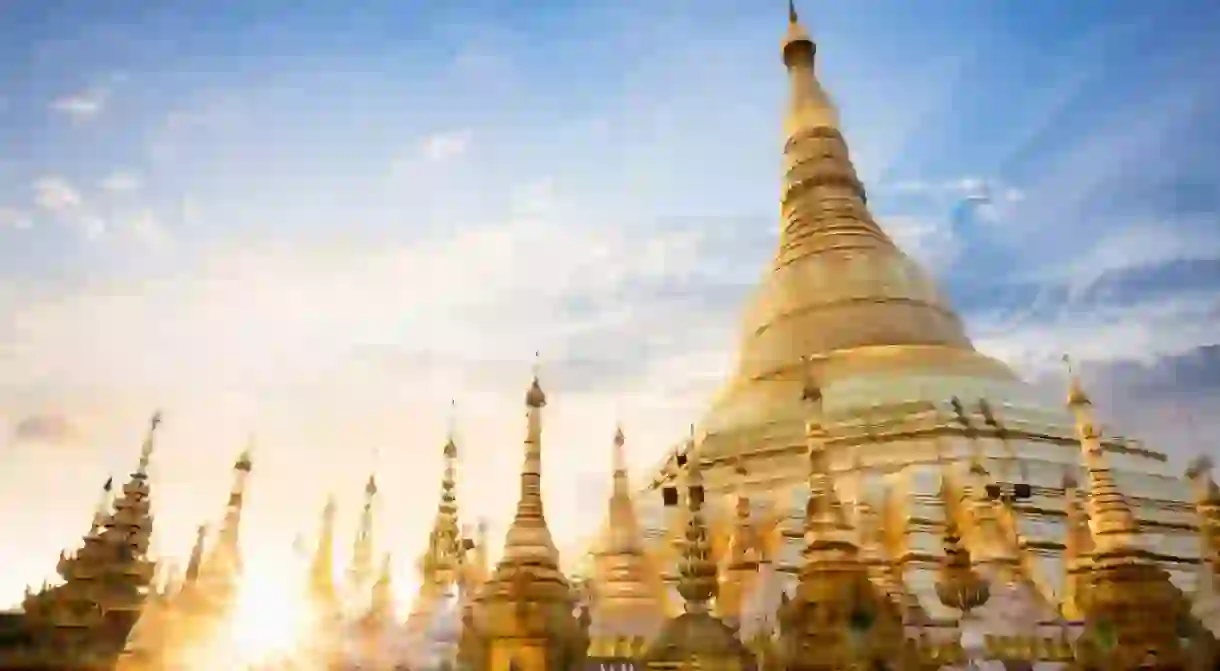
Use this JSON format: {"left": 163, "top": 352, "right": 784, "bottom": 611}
{"left": 226, "top": 553, "right": 312, "bottom": 666}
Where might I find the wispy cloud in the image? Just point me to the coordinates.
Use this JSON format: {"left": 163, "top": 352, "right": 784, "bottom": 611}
{"left": 31, "top": 176, "right": 105, "bottom": 240}
{"left": 100, "top": 171, "right": 142, "bottom": 193}
{"left": 49, "top": 88, "right": 107, "bottom": 122}
{"left": 0, "top": 207, "right": 32, "bottom": 230}
{"left": 123, "top": 210, "right": 171, "bottom": 250}
{"left": 32, "top": 176, "right": 83, "bottom": 213}
{"left": 420, "top": 129, "right": 473, "bottom": 162}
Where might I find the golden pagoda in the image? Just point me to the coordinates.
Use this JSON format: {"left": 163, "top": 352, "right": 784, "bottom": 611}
{"left": 587, "top": 425, "right": 666, "bottom": 657}
{"left": 641, "top": 431, "right": 752, "bottom": 671}
{"left": 628, "top": 0, "right": 1201, "bottom": 616}
{"left": 347, "top": 473, "right": 380, "bottom": 612}
{"left": 16, "top": 412, "right": 162, "bottom": 669}
{"left": 196, "top": 446, "right": 253, "bottom": 610}
{"left": 774, "top": 384, "right": 904, "bottom": 670}
{"left": 404, "top": 425, "right": 469, "bottom": 670}
{"left": 716, "top": 459, "right": 761, "bottom": 627}
{"left": 1064, "top": 358, "right": 1187, "bottom": 668}
{"left": 309, "top": 495, "right": 341, "bottom": 619}
{"left": 457, "top": 371, "right": 589, "bottom": 671}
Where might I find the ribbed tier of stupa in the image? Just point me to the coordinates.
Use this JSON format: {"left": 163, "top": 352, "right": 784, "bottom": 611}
{"left": 628, "top": 0, "right": 1201, "bottom": 619}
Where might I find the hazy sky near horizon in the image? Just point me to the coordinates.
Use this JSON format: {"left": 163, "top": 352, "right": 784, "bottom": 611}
{"left": 2, "top": 0, "right": 1219, "bottom": 608}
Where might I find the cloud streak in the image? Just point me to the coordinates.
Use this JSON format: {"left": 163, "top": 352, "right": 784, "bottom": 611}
{"left": 50, "top": 89, "right": 107, "bottom": 122}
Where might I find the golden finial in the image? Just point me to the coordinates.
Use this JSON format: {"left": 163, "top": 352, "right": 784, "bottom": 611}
{"left": 612, "top": 423, "right": 627, "bottom": 474}
{"left": 235, "top": 434, "right": 253, "bottom": 473}
{"left": 444, "top": 401, "right": 459, "bottom": 459}
{"left": 526, "top": 354, "right": 546, "bottom": 408}
{"left": 788, "top": 0, "right": 799, "bottom": 24}
{"left": 1062, "top": 354, "right": 1091, "bottom": 407}
{"left": 365, "top": 473, "right": 378, "bottom": 498}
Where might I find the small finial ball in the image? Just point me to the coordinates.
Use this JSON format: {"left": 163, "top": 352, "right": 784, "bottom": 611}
{"left": 526, "top": 376, "right": 547, "bottom": 408}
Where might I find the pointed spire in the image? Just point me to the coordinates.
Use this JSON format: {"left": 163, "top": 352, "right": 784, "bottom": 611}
{"left": 1185, "top": 457, "right": 1220, "bottom": 573}
{"left": 370, "top": 553, "right": 394, "bottom": 620}
{"left": 499, "top": 368, "right": 560, "bottom": 566}
{"left": 476, "top": 368, "right": 577, "bottom": 650}
{"left": 591, "top": 424, "right": 664, "bottom": 634}
{"left": 350, "top": 472, "right": 379, "bottom": 597}
{"left": 90, "top": 477, "right": 114, "bottom": 531}
{"left": 1062, "top": 357, "right": 1138, "bottom": 551}
{"left": 788, "top": 0, "right": 798, "bottom": 23}
{"left": 185, "top": 524, "right": 208, "bottom": 583}
{"left": 423, "top": 424, "right": 463, "bottom": 586}
{"left": 138, "top": 411, "right": 162, "bottom": 475}
{"left": 211, "top": 442, "right": 254, "bottom": 578}
{"left": 310, "top": 495, "right": 339, "bottom": 613}
{"left": 676, "top": 432, "right": 717, "bottom": 613}
{"left": 1060, "top": 471, "right": 1093, "bottom": 619}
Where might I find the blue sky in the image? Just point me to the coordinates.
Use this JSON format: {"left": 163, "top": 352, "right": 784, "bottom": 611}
{"left": 1, "top": 0, "right": 1218, "bottom": 606}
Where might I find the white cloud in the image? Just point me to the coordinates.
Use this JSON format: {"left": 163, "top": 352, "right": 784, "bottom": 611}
{"left": 0, "top": 207, "right": 32, "bottom": 230}
{"left": 33, "top": 176, "right": 82, "bottom": 213}
{"left": 420, "top": 129, "right": 473, "bottom": 162}
{"left": 1037, "top": 221, "right": 1220, "bottom": 294}
{"left": 31, "top": 176, "right": 106, "bottom": 240}
{"left": 973, "top": 289, "right": 1220, "bottom": 375}
{"left": 878, "top": 213, "right": 960, "bottom": 270}
{"left": 50, "top": 89, "right": 107, "bottom": 122}
{"left": 101, "top": 171, "right": 142, "bottom": 193}
{"left": 124, "top": 210, "right": 170, "bottom": 250}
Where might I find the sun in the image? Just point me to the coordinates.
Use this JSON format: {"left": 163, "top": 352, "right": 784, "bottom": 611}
{"left": 227, "top": 565, "right": 311, "bottom": 665}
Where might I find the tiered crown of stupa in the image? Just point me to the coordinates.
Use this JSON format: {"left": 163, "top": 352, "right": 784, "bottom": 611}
{"left": 734, "top": 0, "right": 979, "bottom": 384}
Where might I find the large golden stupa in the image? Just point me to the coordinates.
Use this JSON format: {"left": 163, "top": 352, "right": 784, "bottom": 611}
{"left": 626, "top": 0, "right": 1200, "bottom": 620}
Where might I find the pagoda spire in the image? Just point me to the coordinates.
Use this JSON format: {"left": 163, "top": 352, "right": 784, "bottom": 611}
{"left": 90, "top": 477, "right": 115, "bottom": 533}
{"left": 349, "top": 473, "right": 379, "bottom": 599}
{"left": 720, "top": 458, "right": 760, "bottom": 622}
{"left": 369, "top": 553, "right": 395, "bottom": 621}
{"left": 497, "top": 366, "right": 560, "bottom": 567}
{"left": 1186, "top": 456, "right": 1220, "bottom": 575}
{"left": 1060, "top": 472, "right": 1093, "bottom": 620}
{"left": 1061, "top": 356, "right": 1185, "bottom": 666}
{"left": 309, "top": 495, "right": 340, "bottom": 616}
{"left": 1062, "top": 356, "right": 1138, "bottom": 550}
{"left": 206, "top": 441, "right": 253, "bottom": 583}
{"left": 706, "top": 1, "right": 978, "bottom": 421}
{"left": 589, "top": 424, "right": 665, "bottom": 647}
{"left": 184, "top": 524, "right": 208, "bottom": 585}
{"left": 676, "top": 432, "right": 717, "bottom": 614}
{"left": 775, "top": 381, "right": 904, "bottom": 668}
{"left": 470, "top": 367, "right": 585, "bottom": 670}
{"left": 431, "top": 424, "right": 462, "bottom": 584}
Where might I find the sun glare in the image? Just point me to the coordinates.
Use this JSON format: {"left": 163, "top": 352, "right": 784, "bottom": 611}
{"left": 228, "top": 562, "right": 311, "bottom": 665}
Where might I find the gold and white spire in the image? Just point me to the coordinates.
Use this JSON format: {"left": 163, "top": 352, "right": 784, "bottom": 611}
{"left": 1063, "top": 355, "right": 1139, "bottom": 551}
{"left": 309, "top": 495, "right": 340, "bottom": 616}
{"left": 495, "top": 365, "right": 561, "bottom": 568}
{"left": 589, "top": 424, "right": 665, "bottom": 648}
{"left": 348, "top": 473, "right": 379, "bottom": 601}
